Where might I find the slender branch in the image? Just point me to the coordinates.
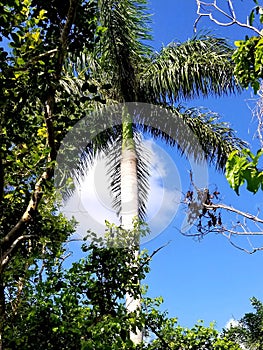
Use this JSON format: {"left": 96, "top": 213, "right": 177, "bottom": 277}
{"left": 1, "top": 169, "right": 51, "bottom": 249}
{"left": 252, "top": 83, "right": 263, "bottom": 147}
{"left": 1, "top": 235, "right": 34, "bottom": 270}
{"left": 56, "top": 251, "right": 72, "bottom": 273}
{"left": 222, "top": 230, "right": 263, "bottom": 254}
{"left": 56, "top": 0, "right": 79, "bottom": 78}
{"left": 203, "top": 203, "right": 263, "bottom": 224}
{"left": 180, "top": 224, "right": 263, "bottom": 237}
{"left": 227, "top": 0, "right": 236, "bottom": 20}
{"left": 60, "top": 0, "right": 78, "bottom": 50}
{"left": 194, "top": 0, "right": 263, "bottom": 36}
{"left": 180, "top": 223, "right": 263, "bottom": 254}
{"left": 9, "top": 49, "right": 58, "bottom": 72}
{"left": 44, "top": 95, "right": 56, "bottom": 161}
{"left": 148, "top": 241, "right": 171, "bottom": 261}
{"left": 24, "top": 48, "right": 58, "bottom": 61}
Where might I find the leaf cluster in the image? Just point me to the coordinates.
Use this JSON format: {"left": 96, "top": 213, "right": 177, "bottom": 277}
{"left": 226, "top": 148, "right": 263, "bottom": 194}
{"left": 232, "top": 0, "right": 263, "bottom": 93}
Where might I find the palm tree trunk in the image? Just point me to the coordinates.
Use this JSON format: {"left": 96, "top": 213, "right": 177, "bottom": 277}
{"left": 121, "top": 107, "right": 142, "bottom": 344}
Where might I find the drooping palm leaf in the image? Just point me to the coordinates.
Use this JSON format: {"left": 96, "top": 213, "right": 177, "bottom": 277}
{"left": 62, "top": 104, "right": 151, "bottom": 220}
{"left": 134, "top": 104, "right": 247, "bottom": 171}
{"left": 141, "top": 35, "right": 240, "bottom": 104}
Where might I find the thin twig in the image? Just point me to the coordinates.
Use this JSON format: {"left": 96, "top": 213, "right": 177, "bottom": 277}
{"left": 139, "top": 241, "right": 171, "bottom": 271}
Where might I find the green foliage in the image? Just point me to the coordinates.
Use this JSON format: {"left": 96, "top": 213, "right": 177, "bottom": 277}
{"left": 0, "top": 0, "right": 99, "bottom": 264}
{"left": 3, "top": 223, "right": 146, "bottom": 349}
{"left": 225, "top": 149, "right": 263, "bottom": 194}
{"left": 144, "top": 318, "right": 241, "bottom": 349}
{"left": 0, "top": 1, "right": 100, "bottom": 345}
{"left": 233, "top": 36, "right": 263, "bottom": 94}
{"left": 224, "top": 297, "right": 263, "bottom": 349}
{"left": 3, "top": 223, "right": 241, "bottom": 349}
{"left": 232, "top": 1, "right": 263, "bottom": 93}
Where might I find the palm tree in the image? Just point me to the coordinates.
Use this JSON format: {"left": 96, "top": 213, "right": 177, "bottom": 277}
{"left": 59, "top": 0, "right": 245, "bottom": 344}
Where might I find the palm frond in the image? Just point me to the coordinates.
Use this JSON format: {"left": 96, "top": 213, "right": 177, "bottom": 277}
{"left": 55, "top": 104, "right": 122, "bottom": 200}
{"left": 179, "top": 108, "right": 247, "bottom": 170}
{"left": 141, "top": 35, "right": 240, "bottom": 104}
{"left": 134, "top": 104, "right": 247, "bottom": 171}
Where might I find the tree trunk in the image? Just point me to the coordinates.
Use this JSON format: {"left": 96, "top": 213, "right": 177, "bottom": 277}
{"left": 121, "top": 147, "right": 139, "bottom": 230}
{"left": 121, "top": 108, "right": 142, "bottom": 344}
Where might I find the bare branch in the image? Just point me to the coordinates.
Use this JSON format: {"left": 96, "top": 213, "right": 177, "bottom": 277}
{"left": 195, "top": 0, "right": 263, "bottom": 36}
{"left": 252, "top": 83, "right": 263, "bottom": 147}
{"left": 182, "top": 172, "right": 263, "bottom": 253}
{"left": 148, "top": 241, "right": 171, "bottom": 260}
{"left": 179, "top": 222, "right": 263, "bottom": 254}
{"left": 139, "top": 241, "right": 171, "bottom": 272}
{"left": 222, "top": 230, "right": 263, "bottom": 254}
{"left": 227, "top": 0, "right": 236, "bottom": 20}
{"left": 203, "top": 203, "right": 263, "bottom": 224}
{"left": 227, "top": 0, "right": 236, "bottom": 19}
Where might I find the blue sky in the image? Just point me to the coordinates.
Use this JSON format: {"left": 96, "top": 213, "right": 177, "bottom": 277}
{"left": 63, "top": 0, "right": 263, "bottom": 332}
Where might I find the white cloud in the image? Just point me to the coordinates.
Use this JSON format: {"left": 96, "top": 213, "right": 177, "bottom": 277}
{"left": 62, "top": 156, "right": 119, "bottom": 238}
{"left": 61, "top": 139, "right": 182, "bottom": 242}
{"left": 224, "top": 318, "right": 240, "bottom": 329}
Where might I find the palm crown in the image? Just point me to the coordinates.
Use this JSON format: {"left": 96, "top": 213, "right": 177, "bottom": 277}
{"left": 65, "top": 0, "right": 245, "bottom": 221}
